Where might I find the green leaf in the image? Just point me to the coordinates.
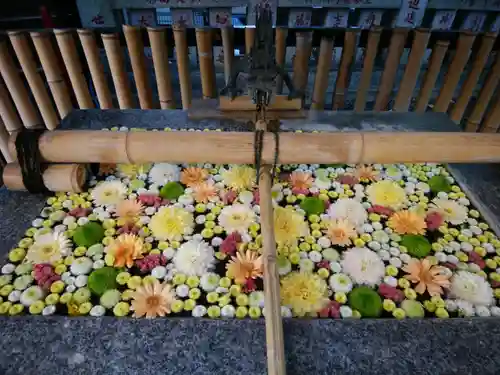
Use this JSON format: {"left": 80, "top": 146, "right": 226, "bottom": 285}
{"left": 160, "top": 182, "right": 185, "bottom": 200}
{"left": 401, "top": 234, "right": 431, "bottom": 258}
{"left": 299, "top": 197, "right": 326, "bottom": 216}
{"left": 348, "top": 286, "right": 382, "bottom": 318}
{"left": 428, "top": 175, "right": 452, "bottom": 193}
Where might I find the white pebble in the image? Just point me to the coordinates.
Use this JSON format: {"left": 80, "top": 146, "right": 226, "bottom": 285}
{"left": 281, "top": 306, "right": 292, "bottom": 318}
{"left": 470, "top": 226, "right": 482, "bottom": 236}
{"left": 460, "top": 242, "right": 473, "bottom": 252}
{"left": 458, "top": 198, "right": 470, "bottom": 206}
{"left": 66, "top": 285, "right": 76, "bottom": 293}
{"left": 77, "top": 217, "right": 89, "bottom": 226}
{"left": 151, "top": 266, "right": 167, "bottom": 279}
{"left": 145, "top": 236, "right": 154, "bottom": 243}
{"left": 92, "top": 254, "right": 103, "bottom": 261}
{"left": 317, "top": 237, "right": 331, "bottom": 249}
{"left": 221, "top": 305, "right": 235, "bottom": 318}
{"left": 211, "top": 237, "right": 223, "bottom": 247}
{"left": 176, "top": 284, "right": 189, "bottom": 298}
{"left": 368, "top": 241, "right": 381, "bottom": 251}
{"left": 70, "top": 257, "right": 93, "bottom": 275}
{"left": 330, "top": 262, "right": 342, "bottom": 273}
{"left": 389, "top": 247, "right": 400, "bottom": 257}
{"left": 8, "top": 290, "right": 21, "bottom": 302}
{"left": 449, "top": 241, "right": 461, "bottom": 251}
{"left": 93, "top": 260, "right": 105, "bottom": 269}
{"left": 445, "top": 300, "right": 457, "bottom": 312}
{"left": 484, "top": 243, "right": 495, "bottom": 253}
{"left": 446, "top": 255, "right": 459, "bottom": 264}
{"left": 32, "top": 218, "right": 43, "bottom": 228}
{"left": 467, "top": 218, "right": 478, "bottom": 226}
{"left": 437, "top": 192, "right": 448, "bottom": 199}
{"left": 66, "top": 276, "right": 76, "bottom": 285}
{"left": 435, "top": 252, "right": 447, "bottom": 262}
{"left": 253, "top": 205, "right": 261, "bottom": 214}
{"left": 383, "top": 276, "right": 398, "bottom": 287}
{"left": 63, "top": 216, "right": 76, "bottom": 226}
{"left": 195, "top": 215, "right": 206, "bottom": 225}
{"left": 362, "top": 224, "right": 374, "bottom": 233}
{"left": 389, "top": 257, "right": 402, "bottom": 268}
{"left": 75, "top": 275, "right": 88, "bottom": 287}
{"left": 490, "top": 306, "right": 500, "bottom": 317}
{"left": 145, "top": 207, "right": 156, "bottom": 216}
{"left": 372, "top": 222, "right": 383, "bottom": 231}
{"left": 378, "top": 250, "right": 391, "bottom": 261}
{"left": 192, "top": 305, "right": 207, "bottom": 317}
{"left": 299, "top": 251, "right": 309, "bottom": 259}
{"left": 339, "top": 305, "right": 353, "bottom": 318}
{"left": 1, "top": 264, "right": 15, "bottom": 274}
{"left": 308, "top": 251, "right": 322, "bottom": 263}
{"left": 62, "top": 200, "right": 73, "bottom": 209}
{"left": 54, "top": 224, "right": 67, "bottom": 233}
{"left": 461, "top": 229, "right": 473, "bottom": 238}
{"left": 475, "top": 305, "right": 491, "bottom": 317}
{"left": 42, "top": 305, "right": 56, "bottom": 316}
{"left": 468, "top": 263, "right": 480, "bottom": 272}
{"left": 163, "top": 248, "right": 175, "bottom": 259}
{"left": 399, "top": 253, "right": 411, "bottom": 263}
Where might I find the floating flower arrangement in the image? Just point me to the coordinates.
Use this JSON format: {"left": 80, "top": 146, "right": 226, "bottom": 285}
{"left": 1, "top": 128, "right": 500, "bottom": 320}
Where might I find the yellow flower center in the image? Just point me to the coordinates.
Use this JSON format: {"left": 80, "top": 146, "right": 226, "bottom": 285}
{"left": 147, "top": 295, "right": 160, "bottom": 308}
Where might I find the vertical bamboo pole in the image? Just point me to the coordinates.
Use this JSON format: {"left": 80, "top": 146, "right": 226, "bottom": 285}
{"left": 0, "top": 77, "right": 23, "bottom": 133}
{"left": 311, "top": 37, "right": 334, "bottom": 110}
{"left": 172, "top": 25, "right": 192, "bottom": 109}
{"left": 245, "top": 27, "right": 255, "bottom": 55}
{"left": 147, "top": 27, "right": 175, "bottom": 109}
{"left": 0, "top": 40, "right": 41, "bottom": 128}
{"left": 275, "top": 28, "right": 288, "bottom": 94}
{"left": 0, "top": 117, "right": 13, "bottom": 162}
{"left": 123, "top": 25, "right": 153, "bottom": 109}
{"left": 449, "top": 32, "right": 497, "bottom": 123}
{"left": 221, "top": 26, "right": 234, "bottom": 85}
{"left": 8, "top": 32, "right": 59, "bottom": 130}
{"left": 30, "top": 31, "right": 73, "bottom": 119}
{"left": 102, "top": 33, "right": 134, "bottom": 109}
{"left": 54, "top": 29, "right": 94, "bottom": 109}
{"left": 195, "top": 28, "right": 216, "bottom": 99}
{"left": 255, "top": 119, "right": 286, "bottom": 375}
{"left": 293, "top": 32, "right": 312, "bottom": 95}
{"left": 355, "top": 27, "right": 382, "bottom": 112}
{"left": 480, "top": 95, "right": 500, "bottom": 133}
{"left": 433, "top": 32, "right": 476, "bottom": 113}
{"left": 333, "top": 30, "right": 358, "bottom": 110}
{"left": 393, "top": 29, "right": 430, "bottom": 112}
{"left": 374, "top": 29, "right": 408, "bottom": 111}
{"left": 77, "top": 29, "right": 113, "bottom": 109}
{"left": 415, "top": 40, "right": 449, "bottom": 112}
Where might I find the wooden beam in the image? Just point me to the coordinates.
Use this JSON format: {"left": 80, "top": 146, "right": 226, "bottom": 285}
{"left": 333, "top": 30, "right": 358, "bottom": 110}
{"left": 311, "top": 37, "right": 334, "bottom": 110}
{"left": 218, "top": 95, "right": 302, "bottom": 111}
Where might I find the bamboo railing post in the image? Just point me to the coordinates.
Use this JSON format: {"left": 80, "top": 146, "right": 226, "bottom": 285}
{"left": 355, "top": 27, "right": 382, "bottom": 112}
{"left": 333, "top": 30, "right": 359, "bottom": 110}
{"left": 147, "top": 27, "right": 175, "bottom": 109}
{"left": 8, "top": 32, "right": 59, "bottom": 130}
{"left": 102, "top": 33, "right": 134, "bottom": 109}
{"left": 221, "top": 26, "right": 234, "bottom": 85}
{"left": 481, "top": 95, "right": 500, "bottom": 133}
{"left": 123, "top": 25, "right": 153, "bottom": 109}
{"left": 77, "top": 29, "right": 113, "bottom": 109}
{"left": 393, "top": 29, "right": 430, "bottom": 112}
{"left": 54, "top": 29, "right": 94, "bottom": 109}
{"left": 172, "top": 25, "right": 192, "bottom": 109}
{"left": 195, "top": 28, "right": 216, "bottom": 99}
{"left": 374, "top": 28, "right": 408, "bottom": 111}
{"left": 311, "top": 37, "right": 334, "bottom": 110}
{"left": 275, "top": 28, "right": 288, "bottom": 94}
{"left": 415, "top": 40, "right": 449, "bottom": 112}
{"left": 0, "top": 40, "right": 41, "bottom": 128}
{"left": 293, "top": 32, "right": 313, "bottom": 96}
{"left": 30, "top": 31, "right": 73, "bottom": 119}
{"left": 0, "top": 118, "right": 13, "bottom": 162}
{"left": 245, "top": 27, "right": 255, "bottom": 55}
{"left": 433, "top": 32, "right": 476, "bottom": 113}
{"left": 0, "top": 77, "right": 23, "bottom": 133}
{"left": 450, "top": 32, "right": 497, "bottom": 123}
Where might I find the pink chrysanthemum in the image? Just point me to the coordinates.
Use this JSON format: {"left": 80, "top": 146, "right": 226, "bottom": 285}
{"left": 378, "top": 283, "right": 404, "bottom": 302}
{"left": 425, "top": 211, "right": 444, "bottom": 230}
{"left": 220, "top": 232, "right": 242, "bottom": 255}
{"left": 135, "top": 254, "right": 168, "bottom": 273}
{"left": 33, "top": 263, "right": 61, "bottom": 290}
{"left": 318, "top": 300, "right": 341, "bottom": 318}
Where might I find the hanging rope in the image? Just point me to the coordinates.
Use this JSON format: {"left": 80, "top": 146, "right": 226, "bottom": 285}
{"left": 15, "top": 129, "right": 49, "bottom": 194}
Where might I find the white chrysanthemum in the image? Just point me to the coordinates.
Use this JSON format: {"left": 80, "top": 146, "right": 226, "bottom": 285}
{"left": 20, "top": 285, "right": 44, "bottom": 306}
{"left": 200, "top": 272, "right": 220, "bottom": 292}
{"left": 218, "top": 204, "right": 256, "bottom": 234}
{"left": 25, "top": 232, "right": 71, "bottom": 264}
{"left": 449, "top": 271, "right": 494, "bottom": 306}
{"left": 327, "top": 198, "right": 367, "bottom": 227}
{"left": 340, "top": 247, "right": 385, "bottom": 286}
{"left": 329, "top": 273, "right": 353, "bottom": 293}
{"left": 173, "top": 240, "right": 215, "bottom": 276}
{"left": 429, "top": 199, "right": 468, "bottom": 225}
{"left": 91, "top": 180, "right": 127, "bottom": 206}
{"left": 148, "top": 163, "right": 180, "bottom": 185}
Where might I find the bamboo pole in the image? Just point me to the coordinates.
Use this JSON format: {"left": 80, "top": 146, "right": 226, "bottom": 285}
{"left": 415, "top": 40, "right": 449, "bottom": 112}
{"left": 221, "top": 26, "right": 234, "bottom": 85}
{"left": 293, "top": 32, "right": 312, "bottom": 95}
{"left": 480, "top": 95, "right": 500, "bottom": 133}
{"left": 433, "top": 32, "right": 476, "bottom": 113}
{"left": 54, "top": 29, "right": 94, "bottom": 109}
{"left": 172, "top": 25, "right": 192, "bottom": 109}
{"left": 147, "top": 27, "right": 175, "bottom": 109}
{"left": 8, "top": 32, "right": 59, "bottom": 130}
{"left": 3, "top": 163, "right": 87, "bottom": 192}
{"left": 354, "top": 27, "right": 382, "bottom": 112}
{"left": 275, "top": 28, "right": 288, "bottom": 94}
{"left": 450, "top": 32, "right": 497, "bottom": 123}
{"left": 0, "top": 118, "right": 13, "bottom": 162}
{"left": 333, "top": 30, "right": 358, "bottom": 110}
{"left": 123, "top": 25, "right": 153, "bottom": 109}
{"left": 0, "top": 77, "right": 23, "bottom": 133}
{"left": 77, "top": 29, "right": 113, "bottom": 109}
{"left": 0, "top": 40, "right": 42, "bottom": 129}
{"left": 30, "top": 31, "right": 73, "bottom": 119}
{"left": 393, "top": 29, "right": 430, "bottom": 112}
{"left": 374, "top": 29, "right": 408, "bottom": 111}
{"left": 102, "top": 33, "right": 134, "bottom": 109}
{"left": 245, "top": 27, "right": 255, "bottom": 55}
{"left": 195, "top": 28, "right": 216, "bottom": 99}
{"left": 311, "top": 37, "right": 334, "bottom": 110}
{"left": 10, "top": 130, "right": 500, "bottom": 165}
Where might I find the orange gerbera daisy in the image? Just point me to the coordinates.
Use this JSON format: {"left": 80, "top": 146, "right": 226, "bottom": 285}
{"left": 180, "top": 167, "right": 208, "bottom": 187}
{"left": 107, "top": 234, "right": 144, "bottom": 268}
{"left": 289, "top": 171, "right": 313, "bottom": 190}
{"left": 131, "top": 279, "right": 175, "bottom": 318}
{"left": 403, "top": 259, "right": 451, "bottom": 296}
{"left": 354, "top": 165, "right": 379, "bottom": 182}
{"left": 192, "top": 181, "right": 217, "bottom": 203}
{"left": 324, "top": 219, "right": 356, "bottom": 246}
{"left": 114, "top": 199, "right": 144, "bottom": 225}
{"left": 226, "top": 250, "right": 263, "bottom": 284}
{"left": 388, "top": 210, "right": 426, "bottom": 235}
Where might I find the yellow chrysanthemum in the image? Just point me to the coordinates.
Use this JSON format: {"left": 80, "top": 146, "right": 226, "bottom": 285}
{"left": 324, "top": 218, "right": 356, "bottom": 246}
{"left": 274, "top": 207, "right": 308, "bottom": 247}
{"left": 388, "top": 210, "right": 426, "bottom": 235}
{"left": 91, "top": 180, "right": 127, "bottom": 206}
{"left": 117, "top": 164, "right": 152, "bottom": 179}
{"left": 366, "top": 180, "right": 406, "bottom": 210}
{"left": 25, "top": 232, "right": 71, "bottom": 264}
{"left": 280, "top": 272, "right": 329, "bottom": 315}
{"left": 222, "top": 165, "right": 256, "bottom": 191}
{"left": 149, "top": 206, "right": 194, "bottom": 241}
{"left": 107, "top": 234, "right": 145, "bottom": 268}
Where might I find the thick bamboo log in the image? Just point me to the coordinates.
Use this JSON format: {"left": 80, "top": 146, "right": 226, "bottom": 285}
{"left": 480, "top": 94, "right": 500, "bottom": 133}
{"left": 393, "top": 29, "right": 430, "bottom": 112}
{"left": 374, "top": 29, "right": 408, "bottom": 111}
{"left": 8, "top": 32, "right": 59, "bottom": 130}
{"left": 77, "top": 29, "right": 113, "bottom": 109}
{"left": 102, "top": 33, "right": 134, "bottom": 109}
{"left": 0, "top": 77, "right": 23, "bottom": 133}
{"left": 3, "top": 163, "right": 87, "bottom": 192}
{"left": 147, "top": 27, "right": 175, "bottom": 109}
{"left": 0, "top": 118, "right": 13, "bottom": 162}
{"left": 354, "top": 27, "right": 382, "bottom": 112}
{"left": 0, "top": 40, "right": 41, "bottom": 128}
{"left": 450, "top": 32, "right": 497, "bottom": 123}
{"left": 123, "top": 25, "right": 153, "bottom": 109}
{"left": 415, "top": 40, "right": 449, "bottom": 112}
{"left": 293, "top": 32, "right": 312, "bottom": 95}
{"left": 10, "top": 130, "right": 500, "bottom": 165}
{"left": 311, "top": 37, "right": 334, "bottom": 110}
{"left": 172, "top": 25, "right": 192, "bottom": 109}
{"left": 219, "top": 95, "right": 301, "bottom": 111}
{"left": 30, "top": 31, "right": 73, "bottom": 118}
{"left": 433, "top": 32, "right": 476, "bottom": 113}
{"left": 245, "top": 27, "right": 255, "bottom": 55}
{"left": 221, "top": 26, "right": 234, "bottom": 85}
{"left": 275, "top": 28, "right": 288, "bottom": 94}
{"left": 195, "top": 28, "right": 216, "bottom": 99}
{"left": 54, "top": 29, "right": 94, "bottom": 109}
{"left": 333, "top": 30, "right": 358, "bottom": 110}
